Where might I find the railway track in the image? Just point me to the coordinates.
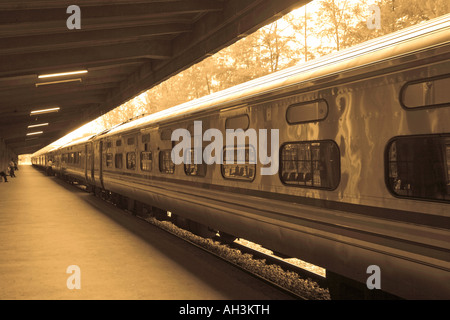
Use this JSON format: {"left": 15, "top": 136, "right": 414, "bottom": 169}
{"left": 140, "top": 214, "right": 330, "bottom": 300}
{"left": 73, "top": 181, "right": 330, "bottom": 300}
{"left": 229, "top": 240, "right": 328, "bottom": 289}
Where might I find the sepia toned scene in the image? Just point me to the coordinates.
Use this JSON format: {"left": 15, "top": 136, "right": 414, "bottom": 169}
{"left": 0, "top": 0, "right": 449, "bottom": 306}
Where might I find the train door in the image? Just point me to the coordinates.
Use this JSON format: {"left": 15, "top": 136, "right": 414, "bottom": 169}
{"left": 90, "top": 142, "right": 95, "bottom": 183}
{"left": 93, "top": 140, "right": 104, "bottom": 189}
{"left": 99, "top": 140, "right": 104, "bottom": 189}
{"left": 85, "top": 144, "right": 89, "bottom": 182}
{"left": 93, "top": 140, "right": 104, "bottom": 190}
{"left": 85, "top": 143, "right": 95, "bottom": 185}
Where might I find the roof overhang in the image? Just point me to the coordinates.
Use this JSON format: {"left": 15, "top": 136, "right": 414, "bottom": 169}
{"left": 0, "top": 0, "right": 309, "bottom": 155}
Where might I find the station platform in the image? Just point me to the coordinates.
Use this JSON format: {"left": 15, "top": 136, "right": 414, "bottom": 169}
{"left": 0, "top": 165, "right": 291, "bottom": 300}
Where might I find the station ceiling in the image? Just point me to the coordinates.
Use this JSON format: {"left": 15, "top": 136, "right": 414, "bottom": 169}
{"left": 0, "top": 0, "right": 308, "bottom": 155}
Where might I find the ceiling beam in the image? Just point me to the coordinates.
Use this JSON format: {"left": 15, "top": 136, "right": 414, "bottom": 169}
{"left": 0, "top": 0, "right": 308, "bottom": 155}
{"left": 0, "top": 93, "right": 107, "bottom": 115}
{"left": 0, "top": 1, "right": 223, "bottom": 20}
{"left": 0, "top": 40, "right": 172, "bottom": 77}
{"left": 0, "top": 24, "right": 191, "bottom": 56}
{"left": 98, "top": 0, "right": 308, "bottom": 115}
{"left": 1, "top": 82, "right": 117, "bottom": 100}
{"left": 0, "top": 1, "right": 197, "bottom": 10}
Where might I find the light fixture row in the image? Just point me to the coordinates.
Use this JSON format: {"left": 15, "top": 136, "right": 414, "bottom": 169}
{"left": 38, "top": 69, "right": 88, "bottom": 79}
{"left": 28, "top": 123, "right": 49, "bottom": 128}
{"left": 27, "top": 110, "right": 55, "bottom": 138}
{"left": 36, "top": 69, "right": 87, "bottom": 87}
{"left": 30, "top": 107, "right": 60, "bottom": 115}
{"left": 26, "top": 131, "right": 43, "bottom": 136}
{"left": 26, "top": 69, "right": 88, "bottom": 138}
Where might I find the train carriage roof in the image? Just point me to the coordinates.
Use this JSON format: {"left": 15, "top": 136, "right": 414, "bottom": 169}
{"left": 98, "top": 14, "right": 449, "bottom": 138}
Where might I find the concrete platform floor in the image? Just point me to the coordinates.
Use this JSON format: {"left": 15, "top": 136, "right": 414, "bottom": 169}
{"left": 0, "top": 165, "right": 292, "bottom": 300}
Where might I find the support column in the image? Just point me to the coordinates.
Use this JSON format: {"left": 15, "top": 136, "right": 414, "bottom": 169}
{"left": 0, "top": 138, "right": 17, "bottom": 176}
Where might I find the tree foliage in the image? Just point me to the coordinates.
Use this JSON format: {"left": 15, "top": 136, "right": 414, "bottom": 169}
{"left": 97, "top": 0, "right": 448, "bottom": 129}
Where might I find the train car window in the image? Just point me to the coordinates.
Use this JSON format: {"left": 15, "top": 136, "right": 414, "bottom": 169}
{"left": 74, "top": 152, "right": 80, "bottom": 164}
{"left": 226, "top": 114, "right": 249, "bottom": 130}
{"left": 184, "top": 149, "right": 207, "bottom": 177}
{"left": 159, "top": 149, "right": 175, "bottom": 174}
{"left": 126, "top": 152, "right": 136, "bottom": 170}
{"left": 68, "top": 153, "right": 74, "bottom": 164}
{"left": 127, "top": 137, "right": 135, "bottom": 145}
{"left": 79, "top": 152, "right": 84, "bottom": 167}
{"left": 401, "top": 74, "right": 450, "bottom": 109}
{"left": 161, "top": 129, "right": 172, "bottom": 141}
{"left": 115, "top": 153, "right": 123, "bottom": 169}
{"left": 141, "top": 152, "right": 152, "bottom": 171}
{"left": 221, "top": 146, "right": 256, "bottom": 181}
{"left": 286, "top": 99, "right": 328, "bottom": 124}
{"left": 280, "top": 141, "right": 340, "bottom": 190}
{"left": 116, "top": 140, "right": 122, "bottom": 147}
{"left": 386, "top": 134, "right": 450, "bottom": 202}
{"left": 106, "top": 141, "right": 112, "bottom": 149}
{"left": 106, "top": 153, "right": 113, "bottom": 167}
{"left": 142, "top": 133, "right": 150, "bottom": 144}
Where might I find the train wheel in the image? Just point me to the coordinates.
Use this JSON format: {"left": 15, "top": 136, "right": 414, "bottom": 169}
{"left": 126, "top": 198, "right": 135, "bottom": 213}
{"left": 187, "top": 220, "right": 217, "bottom": 239}
{"left": 170, "top": 214, "right": 216, "bottom": 238}
{"left": 172, "top": 214, "right": 190, "bottom": 230}
{"left": 151, "top": 207, "right": 169, "bottom": 221}
{"left": 326, "top": 271, "right": 365, "bottom": 300}
{"left": 218, "top": 231, "right": 236, "bottom": 244}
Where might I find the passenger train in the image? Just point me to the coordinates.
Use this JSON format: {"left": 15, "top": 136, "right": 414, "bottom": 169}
{"left": 32, "top": 15, "right": 450, "bottom": 299}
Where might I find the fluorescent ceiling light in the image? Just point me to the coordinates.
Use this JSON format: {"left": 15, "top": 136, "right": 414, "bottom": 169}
{"left": 30, "top": 107, "right": 60, "bottom": 115}
{"left": 35, "top": 78, "right": 82, "bottom": 87}
{"left": 28, "top": 123, "right": 49, "bottom": 128}
{"left": 38, "top": 70, "right": 88, "bottom": 79}
{"left": 26, "top": 131, "right": 43, "bottom": 136}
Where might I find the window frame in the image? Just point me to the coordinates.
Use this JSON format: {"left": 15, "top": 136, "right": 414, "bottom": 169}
{"left": 184, "top": 148, "right": 207, "bottom": 177}
{"left": 225, "top": 114, "right": 250, "bottom": 130}
{"left": 286, "top": 99, "right": 329, "bottom": 125}
{"left": 279, "top": 140, "right": 340, "bottom": 190}
{"left": 140, "top": 151, "right": 153, "bottom": 172}
{"left": 115, "top": 153, "right": 123, "bottom": 169}
{"left": 385, "top": 134, "right": 450, "bottom": 203}
{"left": 399, "top": 73, "right": 450, "bottom": 110}
{"left": 105, "top": 153, "right": 113, "bottom": 168}
{"left": 221, "top": 145, "right": 256, "bottom": 182}
{"left": 159, "top": 149, "right": 175, "bottom": 174}
{"left": 127, "top": 137, "right": 135, "bottom": 146}
{"left": 126, "top": 152, "right": 136, "bottom": 170}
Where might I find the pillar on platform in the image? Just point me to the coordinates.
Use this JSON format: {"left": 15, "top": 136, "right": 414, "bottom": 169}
{"left": 0, "top": 138, "right": 17, "bottom": 175}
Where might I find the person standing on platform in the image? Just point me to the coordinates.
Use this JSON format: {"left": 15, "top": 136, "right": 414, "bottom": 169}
{"left": 47, "top": 159, "right": 53, "bottom": 176}
{"left": 0, "top": 165, "right": 8, "bottom": 182}
{"left": 9, "top": 159, "right": 16, "bottom": 178}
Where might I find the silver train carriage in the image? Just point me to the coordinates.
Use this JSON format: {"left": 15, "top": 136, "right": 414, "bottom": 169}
{"left": 32, "top": 15, "right": 450, "bottom": 299}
